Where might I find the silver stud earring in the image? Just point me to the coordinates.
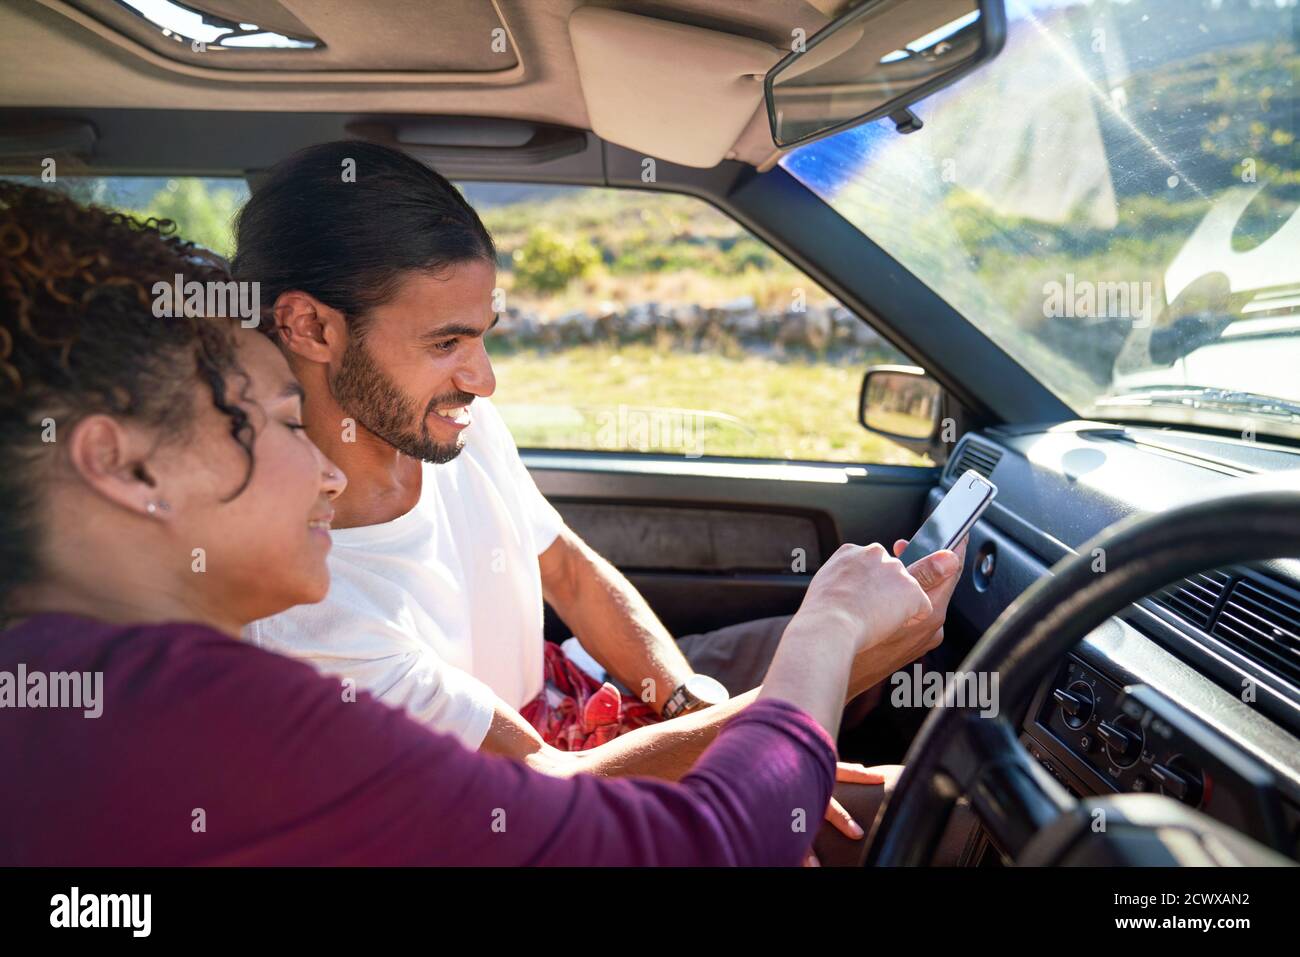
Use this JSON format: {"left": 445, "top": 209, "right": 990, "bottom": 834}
{"left": 145, "top": 500, "right": 171, "bottom": 516}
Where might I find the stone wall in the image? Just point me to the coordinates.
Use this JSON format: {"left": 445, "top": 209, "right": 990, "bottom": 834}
{"left": 495, "top": 298, "right": 885, "bottom": 356}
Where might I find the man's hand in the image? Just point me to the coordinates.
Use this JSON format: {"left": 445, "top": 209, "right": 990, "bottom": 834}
{"left": 846, "top": 537, "right": 967, "bottom": 699}
{"left": 805, "top": 763, "right": 903, "bottom": 865}
{"left": 823, "top": 762, "right": 886, "bottom": 839}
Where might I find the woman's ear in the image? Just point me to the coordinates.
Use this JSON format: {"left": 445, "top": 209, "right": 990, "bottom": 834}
{"left": 64, "top": 414, "right": 168, "bottom": 519}
{"left": 273, "top": 291, "right": 346, "bottom": 364}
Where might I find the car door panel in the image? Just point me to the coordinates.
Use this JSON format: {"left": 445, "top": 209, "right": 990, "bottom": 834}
{"left": 525, "top": 450, "right": 938, "bottom": 638}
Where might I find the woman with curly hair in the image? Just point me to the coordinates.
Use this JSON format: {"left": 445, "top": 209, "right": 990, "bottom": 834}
{"left": 0, "top": 181, "right": 935, "bottom": 865}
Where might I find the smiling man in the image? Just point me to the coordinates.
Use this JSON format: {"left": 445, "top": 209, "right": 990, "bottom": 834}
{"left": 233, "top": 142, "right": 964, "bottom": 850}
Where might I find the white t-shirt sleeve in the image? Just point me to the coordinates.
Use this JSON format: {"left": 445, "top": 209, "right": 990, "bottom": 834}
{"left": 474, "top": 398, "right": 566, "bottom": 554}
{"left": 246, "top": 601, "right": 497, "bottom": 751}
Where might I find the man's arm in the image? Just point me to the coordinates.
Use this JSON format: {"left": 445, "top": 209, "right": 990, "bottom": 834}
{"left": 500, "top": 538, "right": 967, "bottom": 781}
{"left": 538, "top": 524, "right": 695, "bottom": 714}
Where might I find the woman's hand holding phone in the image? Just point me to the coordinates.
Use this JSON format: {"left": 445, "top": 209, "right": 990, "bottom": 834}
{"left": 788, "top": 542, "right": 935, "bottom": 655}
{"left": 846, "top": 537, "right": 967, "bottom": 699}
{"left": 760, "top": 543, "right": 935, "bottom": 738}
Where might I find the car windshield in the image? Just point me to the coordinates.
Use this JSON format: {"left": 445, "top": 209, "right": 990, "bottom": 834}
{"left": 783, "top": 0, "right": 1300, "bottom": 440}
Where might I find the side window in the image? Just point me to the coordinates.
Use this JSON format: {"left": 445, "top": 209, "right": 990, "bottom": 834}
{"left": 13, "top": 175, "right": 248, "bottom": 258}
{"left": 463, "top": 183, "right": 929, "bottom": 465}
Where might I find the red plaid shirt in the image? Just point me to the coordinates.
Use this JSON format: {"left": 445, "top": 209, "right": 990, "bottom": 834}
{"left": 520, "top": 642, "right": 662, "bottom": 750}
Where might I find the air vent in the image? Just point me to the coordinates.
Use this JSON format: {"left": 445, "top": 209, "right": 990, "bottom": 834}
{"left": 1152, "top": 570, "right": 1232, "bottom": 630}
{"left": 948, "top": 437, "right": 1002, "bottom": 479}
{"left": 1212, "top": 578, "right": 1300, "bottom": 687}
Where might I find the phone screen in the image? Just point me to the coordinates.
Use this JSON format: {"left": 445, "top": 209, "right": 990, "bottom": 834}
{"left": 898, "top": 470, "right": 997, "bottom": 566}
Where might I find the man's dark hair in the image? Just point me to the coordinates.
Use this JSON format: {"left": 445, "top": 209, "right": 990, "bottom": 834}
{"left": 232, "top": 140, "right": 496, "bottom": 338}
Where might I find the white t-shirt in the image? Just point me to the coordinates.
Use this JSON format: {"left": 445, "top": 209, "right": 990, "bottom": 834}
{"left": 246, "top": 397, "right": 565, "bottom": 750}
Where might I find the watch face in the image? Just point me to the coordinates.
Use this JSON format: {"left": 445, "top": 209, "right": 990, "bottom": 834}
{"left": 684, "top": 674, "right": 729, "bottom": 707}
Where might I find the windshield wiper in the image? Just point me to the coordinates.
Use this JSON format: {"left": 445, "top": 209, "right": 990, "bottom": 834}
{"left": 1095, "top": 387, "right": 1300, "bottom": 422}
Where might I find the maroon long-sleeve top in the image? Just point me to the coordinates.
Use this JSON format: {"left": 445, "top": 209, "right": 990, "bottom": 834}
{"left": 0, "top": 613, "right": 836, "bottom": 865}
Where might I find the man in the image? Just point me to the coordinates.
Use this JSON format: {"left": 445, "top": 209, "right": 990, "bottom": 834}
{"left": 234, "top": 141, "right": 964, "bottom": 851}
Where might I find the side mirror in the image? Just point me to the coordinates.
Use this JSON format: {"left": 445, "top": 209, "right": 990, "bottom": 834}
{"left": 860, "top": 365, "right": 942, "bottom": 452}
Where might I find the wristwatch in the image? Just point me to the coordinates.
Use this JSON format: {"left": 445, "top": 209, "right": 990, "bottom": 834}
{"left": 662, "top": 674, "right": 730, "bottom": 719}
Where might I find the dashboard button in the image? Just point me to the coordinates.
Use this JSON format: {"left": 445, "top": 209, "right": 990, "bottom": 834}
{"left": 973, "top": 542, "right": 997, "bottom": 592}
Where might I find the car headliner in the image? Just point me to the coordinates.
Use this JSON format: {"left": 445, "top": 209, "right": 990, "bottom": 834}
{"left": 2, "top": 0, "right": 859, "bottom": 170}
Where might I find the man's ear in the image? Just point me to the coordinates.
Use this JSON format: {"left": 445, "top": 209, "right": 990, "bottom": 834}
{"left": 273, "top": 291, "right": 347, "bottom": 364}
{"left": 64, "top": 414, "right": 166, "bottom": 519}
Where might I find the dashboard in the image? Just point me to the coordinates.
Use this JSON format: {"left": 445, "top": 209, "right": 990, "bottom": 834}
{"left": 935, "top": 423, "right": 1300, "bottom": 862}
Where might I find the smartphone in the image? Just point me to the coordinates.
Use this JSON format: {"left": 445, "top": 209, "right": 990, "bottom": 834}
{"left": 898, "top": 470, "right": 997, "bottom": 566}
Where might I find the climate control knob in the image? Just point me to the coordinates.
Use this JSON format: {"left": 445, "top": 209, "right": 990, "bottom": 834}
{"left": 1053, "top": 681, "right": 1095, "bottom": 730}
{"left": 1152, "top": 756, "right": 1205, "bottom": 806}
{"left": 1097, "top": 716, "right": 1144, "bottom": 768}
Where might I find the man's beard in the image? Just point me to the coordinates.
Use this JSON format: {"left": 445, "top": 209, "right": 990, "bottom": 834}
{"left": 332, "top": 337, "right": 473, "bottom": 465}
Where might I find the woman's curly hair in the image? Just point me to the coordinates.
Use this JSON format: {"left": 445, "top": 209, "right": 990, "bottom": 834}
{"left": 0, "top": 180, "right": 254, "bottom": 615}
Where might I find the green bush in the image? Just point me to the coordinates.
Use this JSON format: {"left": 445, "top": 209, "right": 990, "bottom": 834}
{"left": 512, "top": 227, "right": 600, "bottom": 293}
{"left": 134, "top": 178, "right": 243, "bottom": 257}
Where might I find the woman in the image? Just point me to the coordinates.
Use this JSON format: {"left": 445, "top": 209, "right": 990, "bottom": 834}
{"left": 0, "top": 182, "right": 940, "bottom": 865}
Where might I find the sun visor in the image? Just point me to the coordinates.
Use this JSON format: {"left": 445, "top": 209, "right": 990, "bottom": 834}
{"left": 568, "top": 7, "right": 780, "bottom": 169}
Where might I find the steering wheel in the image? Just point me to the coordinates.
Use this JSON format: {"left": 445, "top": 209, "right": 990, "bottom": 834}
{"left": 864, "top": 483, "right": 1300, "bottom": 866}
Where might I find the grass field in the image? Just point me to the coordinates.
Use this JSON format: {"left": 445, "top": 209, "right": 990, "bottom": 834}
{"left": 489, "top": 343, "right": 930, "bottom": 466}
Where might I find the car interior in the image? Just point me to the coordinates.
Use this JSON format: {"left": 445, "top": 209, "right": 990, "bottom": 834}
{"left": 2, "top": 0, "right": 1299, "bottom": 868}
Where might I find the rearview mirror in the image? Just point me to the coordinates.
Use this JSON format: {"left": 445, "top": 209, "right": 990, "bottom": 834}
{"left": 765, "top": 0, "right": 1007, "bottom": 148}
{"left": 860, "top": 365, "right": 942, "bottom": 441}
